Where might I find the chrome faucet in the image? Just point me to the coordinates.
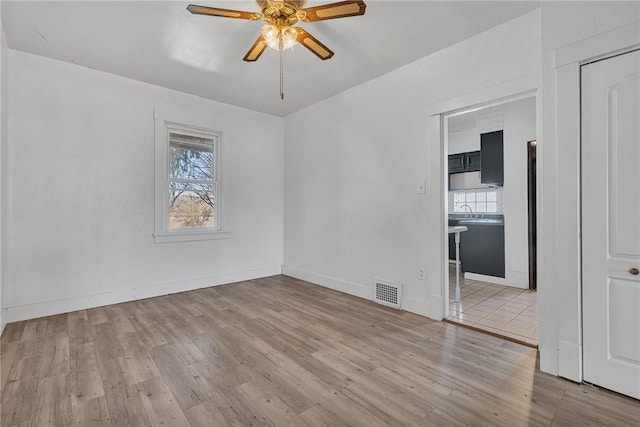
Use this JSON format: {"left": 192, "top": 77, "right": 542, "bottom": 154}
{"left": 459, "top": 204, "right": 473, "bottom": 212}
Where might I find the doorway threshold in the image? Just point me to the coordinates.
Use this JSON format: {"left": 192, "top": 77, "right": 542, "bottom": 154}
{"left": 443, "top": 318, "right": 537, "bottom": 349}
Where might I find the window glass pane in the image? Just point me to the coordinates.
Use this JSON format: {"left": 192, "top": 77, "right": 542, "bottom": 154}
{"left": 487, "top": 191, "right": 497, "bottom": 202}
{"left": 169, "top": 133, "right": 214, "bottom": 181}
{"left": 486, "top": 202, "right": 497, "bottom": 212}
{"left": 475, "top": 201, "right": 487, "bottom": 212}
{"left": 476, "top": 192, "right": 486, "bottom": 202}
{"left": 169, "top": 190, "right": 215, "bottom": 229}
{"left": 466, "top": 193, "right": 476, "bottom": 203}
{"left": 454, "top": 192, "right": 462, "bottom": 203}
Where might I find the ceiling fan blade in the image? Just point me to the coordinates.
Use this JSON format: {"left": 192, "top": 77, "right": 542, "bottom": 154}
{"left": 243, "top": 36, "right": 268, "bottom": 62}
{"left": 187, "top": 4, "right": 260, "bottom": 20}
{"left": 300, "top": 0, "right": 366, "bottom": 22}
{"left": 296, "top": 29, "right": 334, "bottom": 60}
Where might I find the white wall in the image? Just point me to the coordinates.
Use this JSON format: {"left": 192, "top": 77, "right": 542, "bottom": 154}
{"left": 283, "top": 10, "right": 542, "bottom": 319}
{"left": 0, "top": 7, "right": 8, "bottom": 334}
{"left": 538, "top": 1, "right": 640, "bottom": 379}
{"left": 447, "top": 97, "right": 536, "bottom": 289}
{"left": 4, "top": 51, "right": 284, "bottom": 322}
{"left": 502, "top": 98, "right": 536, "bottom": 288}
{"left": 448, "top": 128, "right": 477, "bottom": 155}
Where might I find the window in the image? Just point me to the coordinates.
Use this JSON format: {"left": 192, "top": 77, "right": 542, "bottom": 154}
{"left": 154, "top": 111, "right": 231, "bottom": 243}
{"left": 168, "top": 131, "right": 217, "bottom": 230}
{"left": 453, "top": 190, "right": 498, "bottom": 213}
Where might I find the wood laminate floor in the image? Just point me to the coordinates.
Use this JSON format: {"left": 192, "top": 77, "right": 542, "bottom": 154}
{"left": 1, "top": 275, "right": 638, "bottom": 426}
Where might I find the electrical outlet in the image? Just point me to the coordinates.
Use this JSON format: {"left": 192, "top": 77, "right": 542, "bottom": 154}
{"left": 418, "top": 267, "right": 426, "bottom": 280}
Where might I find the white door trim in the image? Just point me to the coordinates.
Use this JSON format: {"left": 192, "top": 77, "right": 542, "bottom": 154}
{"left": 554, "top": 23, "right": 640, "bottom": 383}
{"left": 426, "top": 74, "right": 539, "bottom": 117}
{"left": 556, "top": 22, "right": 640, "bottom": 68}
{"left": 427, "top": 77, "right": 540, "bottom": 323}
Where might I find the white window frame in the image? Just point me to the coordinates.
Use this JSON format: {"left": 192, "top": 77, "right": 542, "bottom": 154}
{"left": 153, "top": 110, "right": 231, "bottom": 243}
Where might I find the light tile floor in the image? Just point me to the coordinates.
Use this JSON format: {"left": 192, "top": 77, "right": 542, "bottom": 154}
{"left": 447, "top": 266, "right": 537, "bottom": 346}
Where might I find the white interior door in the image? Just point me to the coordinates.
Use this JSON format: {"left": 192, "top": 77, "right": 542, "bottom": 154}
{"left": 582, "top": 49, "right": 640, "bottom": 399}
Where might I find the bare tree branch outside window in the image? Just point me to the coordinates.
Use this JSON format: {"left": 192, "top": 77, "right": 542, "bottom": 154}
{"left": 168, "top": 133, "right": 216, "bottom": 229}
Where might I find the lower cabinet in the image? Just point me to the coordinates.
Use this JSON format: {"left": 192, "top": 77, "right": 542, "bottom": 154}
{"left": 448, "top": 233, "right": 456, "bottom": 262}
{"left": 461, "top": 224, "right": 505, "bottom": 278}
{"left": 448, "top": 220, "right": 459, "bottom": 262}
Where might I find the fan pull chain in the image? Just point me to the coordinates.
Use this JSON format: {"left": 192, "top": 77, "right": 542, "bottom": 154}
{"left": 279, "top": 37, "right": 284, "bottom": 100}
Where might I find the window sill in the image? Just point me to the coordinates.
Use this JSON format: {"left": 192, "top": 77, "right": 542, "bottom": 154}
{"left": 153, "top": 230, "right": 232, "bottom": 243}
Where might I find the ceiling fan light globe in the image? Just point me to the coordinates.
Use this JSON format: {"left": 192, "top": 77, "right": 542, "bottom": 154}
{"left": 281, "top": 26, "right": 299, "bottom": 50}
{"left": 261, "top": 24, "right": 280, "bottom": 49}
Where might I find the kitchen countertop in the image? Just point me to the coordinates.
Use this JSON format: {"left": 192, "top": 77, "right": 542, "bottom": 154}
{"left": 449, "top": 213, "right": 504, "bottom": 226}
{"left": 458, "top": 219, "right": 503, "bottom": 225}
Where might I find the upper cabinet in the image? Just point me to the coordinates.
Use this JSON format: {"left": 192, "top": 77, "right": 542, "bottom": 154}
{"left": 448, "top": 151, "right": 481, "bottom": 174}
{"left": 481, "top": 130, "right": 504, "bottom": 186}
{"left": 448, "top": 153, "right": 464, "bottom": 173}
{"left": 466, "top": 151, "right": 481, "bottom": 171}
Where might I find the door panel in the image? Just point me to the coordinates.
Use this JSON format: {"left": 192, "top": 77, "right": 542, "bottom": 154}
{"left": 582, "top": 49, "right": 640, "bottom": 400}
{"left": 608, "top": 278, "right": 640, "bottom": 363}
{"left": 608, "top": 75, "right": 640, "bottom": 258}
{"left": 448, "top": 154, "right": 465, "bottom": 173}
{"left": 466, "top": 151, "right": 481, "bottom": 172}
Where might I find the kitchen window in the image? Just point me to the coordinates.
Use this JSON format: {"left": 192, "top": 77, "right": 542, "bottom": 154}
{"left": 453, "top": 190, "right": 498, "bottom": 213}
{"left": 153, "top": 110, "right": 231, "bottom": 243}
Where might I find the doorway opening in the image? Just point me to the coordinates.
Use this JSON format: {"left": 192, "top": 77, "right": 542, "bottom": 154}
{"left": 443, "top": 95, "right": 538, "bottom": 347}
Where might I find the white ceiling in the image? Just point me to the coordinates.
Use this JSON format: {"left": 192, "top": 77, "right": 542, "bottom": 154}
{"left": 1, "top": 1, "right": 540, "bottom": 117}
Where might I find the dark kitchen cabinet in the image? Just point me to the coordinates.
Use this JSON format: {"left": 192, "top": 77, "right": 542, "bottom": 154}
{"left": 461, "top": 223, "right": 505, "bottom": 278}
{"left": 466, "top": 151, "right": 481, "bottom": 171}
{"left": 481, "top": 130, "right": 504, "bottom": 185}
{"left": 449, "top": 233, "right": 456, "bottom": 261}
{"left": 448, "top": 154, "right": 465, "bottom": 173}
{"left": 448, "top": 220, "right": 459, "bottom": 262}
{"left": 448, "top": 151, "right": 481, "bottom": 174}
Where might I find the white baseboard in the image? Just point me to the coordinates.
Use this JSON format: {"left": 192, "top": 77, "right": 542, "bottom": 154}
{"left": 558, "top": 340, "right": 582, "bottom": 383}
{"left": 4, "top": 265, "right": 283, "bottom": 323}
{"left": 538, "top": 343, "right": 558, "bottom": 376}
{"left": 0, "top": 309, "right": 7, "bottom": 337}
{"left": 403, "top": 293, "right": 441, "bottom": 320}
{"left": 464, "top": 272, "right": 528, "bottom": 289}
{"left": 282, "top": 266, "right": 438, "bottom": 320}
{"left": 282, "top": 266, "right": 371, "bottom": 300}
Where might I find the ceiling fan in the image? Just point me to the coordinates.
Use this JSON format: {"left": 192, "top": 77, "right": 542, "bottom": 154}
{"left": 187, "top": 0, "right": 367, "bottom": 99}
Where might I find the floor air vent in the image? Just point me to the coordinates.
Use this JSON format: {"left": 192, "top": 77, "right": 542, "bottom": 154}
{"left": 374, "top": 280, "right": 402, "bottom": 308}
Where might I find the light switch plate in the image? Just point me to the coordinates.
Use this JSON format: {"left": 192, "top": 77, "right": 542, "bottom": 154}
{"left": 417, "top": 182, "right": 426, "bottom": 194}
